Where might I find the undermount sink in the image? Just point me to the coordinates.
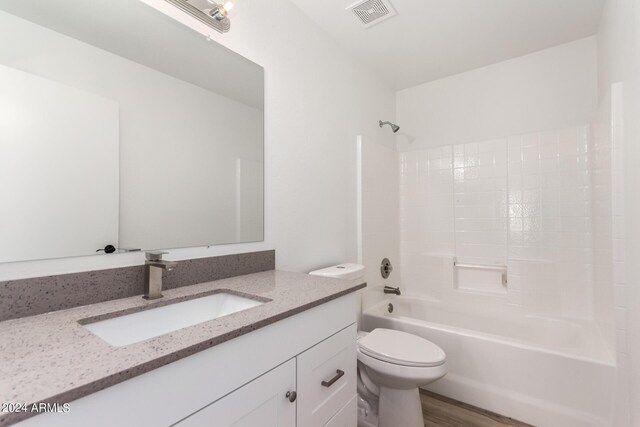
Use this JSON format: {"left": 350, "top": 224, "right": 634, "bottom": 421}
{"left": 82, "top": 292, "right": 265, "bottom": 347}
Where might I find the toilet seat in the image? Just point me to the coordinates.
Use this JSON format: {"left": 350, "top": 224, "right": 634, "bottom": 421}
{"left": 358, "top": 328, "right": 446, "bottom": 367}
{"left": 357, "top": 348, "right": 449, "bottom": 391}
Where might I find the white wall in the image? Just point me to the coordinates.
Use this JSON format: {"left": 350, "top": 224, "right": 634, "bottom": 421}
{"left": 597, "top": 1, "right": 640, "bottom": 425}
{"left": 358, "top": 136, "right": 399, "bottom": 313}
{"left": 396, "top": 37, "right": 598, "bottom": 151}
{"left": 181, "top": 0, "right": 397, "bottom": 273}
{"left": 0, "top": 0, "right": 395, "bottom": 279}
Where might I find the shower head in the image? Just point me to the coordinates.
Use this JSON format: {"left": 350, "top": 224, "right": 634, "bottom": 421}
{"left": 379, "top": 120, "right": 400, "bottom": 133}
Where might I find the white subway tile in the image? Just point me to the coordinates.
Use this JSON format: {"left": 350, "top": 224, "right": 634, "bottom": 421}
{"left": 398, "top": 122, "right": 619, "bottom": 328}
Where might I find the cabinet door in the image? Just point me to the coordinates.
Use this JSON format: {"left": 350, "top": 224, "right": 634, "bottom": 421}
{"left": 324, "top": 396, "right": 357, "bottom": 427}
{"left": 297, "top": 323, "right": 357, "bottom": 427}
{"left": 176, "top": 358, "right": 296, "bottom": 427}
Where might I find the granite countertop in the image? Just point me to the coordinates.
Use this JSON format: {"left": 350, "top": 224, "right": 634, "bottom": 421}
{"left": 0, "top": 270, "right": 365, "bottom": 426}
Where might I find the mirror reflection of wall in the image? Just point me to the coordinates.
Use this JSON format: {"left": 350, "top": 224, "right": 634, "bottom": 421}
{"left": 0, "top": 0, "right": 264, "bottom": 263}
{"left": 0, "top": 64, "right": 120, "bottom": 263}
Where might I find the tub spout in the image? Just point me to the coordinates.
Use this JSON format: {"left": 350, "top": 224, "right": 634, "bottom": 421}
{"left": 383, "top": 286, "right": 401, "bottom": 295}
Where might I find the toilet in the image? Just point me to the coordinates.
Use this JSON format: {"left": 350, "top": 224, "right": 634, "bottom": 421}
{"left": 309, "top": 264, "right": 448, "bottom": 427}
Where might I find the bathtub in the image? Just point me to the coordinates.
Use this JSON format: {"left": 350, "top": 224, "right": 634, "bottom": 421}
{"left": 362, "top": 297, "right": 616, "bottom": 427}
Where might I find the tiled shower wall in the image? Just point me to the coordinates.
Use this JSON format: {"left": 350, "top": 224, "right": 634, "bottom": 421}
{"left": 400, "top": 124, "right": 614, "bottom": 327}
{"left": 453, "top": 139, "right": 508, "bottom": 294}
{"left": 399, "top": 146, "right": 454, "bottom": 301}
{"left": 508, "top": 126, "right": 593, "bottom": 318}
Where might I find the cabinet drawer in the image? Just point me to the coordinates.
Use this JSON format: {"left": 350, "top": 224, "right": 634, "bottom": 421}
{"left": 324, "top": 396, "right": 357, "bottom": 427}
{"left": 297, "top": 323, "right": 357, "bottom": 427}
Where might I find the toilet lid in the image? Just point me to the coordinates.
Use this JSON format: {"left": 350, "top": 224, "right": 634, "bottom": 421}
{"left": 358, "top": 328, "right": 446, "bottom": 367}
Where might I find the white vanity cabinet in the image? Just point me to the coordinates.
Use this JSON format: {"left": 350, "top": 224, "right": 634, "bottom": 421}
{"left": 177, "top": 323, "right": 357, "bottom": 427}
{"left": 17, "top": 293, "right": 358, "bottom": 427}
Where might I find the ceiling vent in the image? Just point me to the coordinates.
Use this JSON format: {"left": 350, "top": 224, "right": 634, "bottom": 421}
{"left": 347, "top": 0, "right": 397, "bottom": 29}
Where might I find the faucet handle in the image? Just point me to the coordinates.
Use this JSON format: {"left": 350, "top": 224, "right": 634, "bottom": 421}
{"left": 145, "top": 251, "right": 168, "bottom": 262}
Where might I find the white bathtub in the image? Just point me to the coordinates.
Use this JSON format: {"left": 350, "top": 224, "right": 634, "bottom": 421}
{"left": 362, "top": 297, "right": 616, "bottom": 427}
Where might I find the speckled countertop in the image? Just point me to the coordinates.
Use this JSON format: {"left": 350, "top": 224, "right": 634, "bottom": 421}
{"left": 0, "top": 270, "right": 365, "bottom": 426}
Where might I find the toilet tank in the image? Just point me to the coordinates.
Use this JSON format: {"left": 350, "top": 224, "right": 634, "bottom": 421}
{"left": 309, "top": 263, "right": 365, "bottom": 281}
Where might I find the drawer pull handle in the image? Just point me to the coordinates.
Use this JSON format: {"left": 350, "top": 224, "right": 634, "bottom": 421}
{"left": 321, "top": 369, "right": 344, "bottom": 388}
{"left": 286, "top": 391, "right": 297, "bottom": 402}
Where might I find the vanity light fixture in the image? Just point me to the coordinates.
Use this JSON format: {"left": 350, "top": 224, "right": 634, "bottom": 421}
{"left": 164, "top": 0, "right": 234, "bottom": 33}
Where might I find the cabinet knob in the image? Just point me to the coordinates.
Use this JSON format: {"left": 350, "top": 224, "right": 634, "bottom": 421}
{"left": 286, "top": 391, "right": 297, "bottom": 402}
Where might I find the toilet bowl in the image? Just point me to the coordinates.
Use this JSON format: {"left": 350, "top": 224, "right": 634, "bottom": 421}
{"left": 357, "top": 329, "right": 448, "bottom": 427}
{"left": 309, "top": 263, "right": 448, "bottom": 427}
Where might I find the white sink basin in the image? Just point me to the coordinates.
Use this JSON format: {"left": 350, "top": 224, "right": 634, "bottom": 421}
{"left": 82, "top": 292, "right": 265, "bottom": 346}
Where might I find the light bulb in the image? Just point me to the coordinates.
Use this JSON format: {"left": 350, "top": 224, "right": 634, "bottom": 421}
{"left": 203, "top": 0, "right": 236, "bottom": 25}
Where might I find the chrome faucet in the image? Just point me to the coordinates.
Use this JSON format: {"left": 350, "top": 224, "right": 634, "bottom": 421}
{"left": 143, "top": 251, "right": 177, "bottom": 300}
{"left": 383, "top": 286, "right": 401, "bottom": 295}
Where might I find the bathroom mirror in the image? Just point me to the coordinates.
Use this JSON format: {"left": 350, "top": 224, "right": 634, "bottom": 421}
{"left": 0, "top": 0, "right": 264, "bottom": 263}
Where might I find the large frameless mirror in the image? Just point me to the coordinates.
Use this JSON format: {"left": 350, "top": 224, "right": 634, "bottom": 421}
{"left": 0, "top": 0, "right": 264, "bottom": 263}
